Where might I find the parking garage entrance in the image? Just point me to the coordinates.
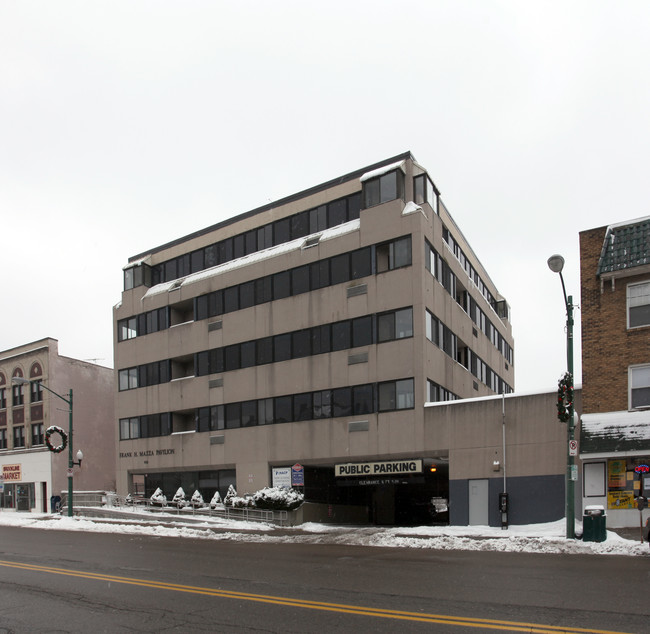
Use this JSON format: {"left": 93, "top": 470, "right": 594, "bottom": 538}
{"left": 304, "top": 458, "right": 449, "bottom": 526}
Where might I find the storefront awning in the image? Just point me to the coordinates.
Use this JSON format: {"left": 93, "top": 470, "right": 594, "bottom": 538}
{"left": 580, "top": 410, "right": 650, "bottom": 454}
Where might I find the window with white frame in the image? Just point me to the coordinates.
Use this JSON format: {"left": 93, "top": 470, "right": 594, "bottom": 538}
{"left": 629, "top": 364, "right": 650, "bottom": 409}
{"left": 628, "top": 281, "right": 650, "bottom": 328}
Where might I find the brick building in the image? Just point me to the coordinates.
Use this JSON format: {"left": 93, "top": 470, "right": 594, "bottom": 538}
{"left": 579, "top": 217, "right": 650, "bottom": 527}
{"left": 0, "top": 339, "right": 115, "bottom": 512}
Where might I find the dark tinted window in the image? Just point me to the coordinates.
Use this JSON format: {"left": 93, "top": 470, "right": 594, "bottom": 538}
{"left": 353, "top": 384, "right": 374, "bottom": 415}
{"left": 274, "top": 218, "right": 290, "bottom": 245}
{"left": 240, "top": 341, "right": 256, "bottom": 368}
{"left": 241, "top": 400, "right": 257, "bottom": 427}
{"left": 274, "top": 333, "right": 292, "bottom": 362}
{"left": 273, "top": 271, "right": 291, "bottom": 300}
{"left": 224, "top": 286, "right": 239, "bottom": 313}
{"left": 239, "top": 281, "right": 255, "bottom": 309}
{"left": 328, "top": 199, "right": 347, "bottom": 226}
{"left": 256, "top": 337, "right": 273, "bottom": 365}
{"left": 351, "top": 247, "right": 372, "bottom": 279}
{"left": 291, "top": 266, "right": 310, "bottom": 295}
{"left": 225, "top": 403, "right": 241, "bottom": 429}
{"left": 255, "top": 277, "right": 272, "bottom": 304}
{"left": 331, "top": 321, "right": 351, "bottom": 351}
{"left": 291, "top": 211, "right": 309, "bottom": 239}
{"left": 224, "top": 344, "right": 241, "bottom": 371}
{"left": 330, "top": 253, "right": 350, "bottom": 285}
{"left": 274, "top": 396, "right": 292, "bottom": 423}
{"left": 332, "top": 387, "right": 352, "bottom": 418}
{"left": 352, "top": 316, "right": 373, "bottom": 348}
{"left": 293, "top": 393, "right": 312, "bottom": 421}
{"left": 292, "top": 329, "right": 311, "bottom": 358}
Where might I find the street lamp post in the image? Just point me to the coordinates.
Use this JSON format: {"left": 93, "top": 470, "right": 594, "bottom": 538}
{"left": 12, "top": 377, "right": 82, "bottom": 517}
{"left": 547, "top": 254, "right": 576, "bottom": 539}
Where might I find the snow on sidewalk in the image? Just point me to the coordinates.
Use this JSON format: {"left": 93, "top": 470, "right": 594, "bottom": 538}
{"left": 0, "top": 511, "right": 647, "bottom": 557}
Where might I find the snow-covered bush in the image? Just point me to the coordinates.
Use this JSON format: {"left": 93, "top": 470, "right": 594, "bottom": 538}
{"left": 230, "top": 495, "right": 254, "bottom": 508}
{"left": 190, "top": 489, "right": 205, "bottom": 508}
{"left": 209, "top": 490, "right": 223, "bottom": 509}
{"left": 252, "top": 486, "right": 304, "bottom": 511}
{"left": 150, "top": 488, "right": 167, "bottom": 507}
{"left": 223, "top": 484, "right": 238, "bottom": 506}
{"left": 172, "top": 487, "right": 188, "bottom": 508}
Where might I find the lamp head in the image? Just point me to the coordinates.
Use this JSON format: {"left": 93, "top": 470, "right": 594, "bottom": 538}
{"left": 11, "top": 377, "right": 30, "bottom": 386}
{"left": 76, "top": 450, "right": 84, "bottom": 462}
{"left": 547, "top": 254, "right": 565, "bottom": 274}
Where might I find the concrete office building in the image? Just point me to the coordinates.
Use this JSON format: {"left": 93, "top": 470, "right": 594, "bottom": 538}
{"left": 0, "top": 339, "right": 114, "bottom": 512}
{"left": 114, "top": 152, "right": 516, "bottom": 524}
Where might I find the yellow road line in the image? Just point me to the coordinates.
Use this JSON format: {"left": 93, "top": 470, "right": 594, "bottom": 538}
{"left": 0, "top": 559, "right": 632, "bottom": 634}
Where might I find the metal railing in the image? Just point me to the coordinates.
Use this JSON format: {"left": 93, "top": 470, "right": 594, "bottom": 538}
{"left": 104, "top": 494, "right": 289, "bottom": 526}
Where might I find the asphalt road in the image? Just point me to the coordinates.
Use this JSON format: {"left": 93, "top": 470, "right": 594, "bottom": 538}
{"left": 0, "top": 525, "right": 648, "bottom": 633}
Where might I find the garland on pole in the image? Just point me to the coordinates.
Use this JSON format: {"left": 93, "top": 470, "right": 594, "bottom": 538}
{"left": 557, "top": 372, "right": 573, "bottom": 423}
{"left": 45, "top": 425, "right": 68, "bottom": 453}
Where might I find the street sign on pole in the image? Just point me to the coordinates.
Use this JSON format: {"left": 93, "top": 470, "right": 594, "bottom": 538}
{"left": 569, "top": 440, "right": 578, "bottom": 456}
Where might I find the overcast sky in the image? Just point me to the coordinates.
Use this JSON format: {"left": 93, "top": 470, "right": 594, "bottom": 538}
{"left": 2, "top": 1, "right": 649, "bottom": 393}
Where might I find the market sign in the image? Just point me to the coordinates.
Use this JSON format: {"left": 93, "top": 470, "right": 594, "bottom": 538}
{"left": 335, "top": 459, "right": 423, "bottom": 477}
{"left": 2, "top": 464, "right": 21, "bottom": 482}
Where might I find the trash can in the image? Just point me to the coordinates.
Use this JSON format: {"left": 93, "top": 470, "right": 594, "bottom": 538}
{"left": 583, "top": 505, "right": 606, "bottom": 542}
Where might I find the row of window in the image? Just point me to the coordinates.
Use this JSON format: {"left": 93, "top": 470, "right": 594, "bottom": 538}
{"left": 0, "top": 381, "right": 42, "bottom": 409}
{"left": 124, "top": 192, "right": 363, "bottom": 291}
{"left": 425, "top": 240, "right": 513, "bottom": 365}
{"left": 118, "top": 237, "right": 412, "bottom": 342}
{"left": 119, "top": 378, "right": 415, "bottom": 440}
{"left": 0, "top": 423, "right": 43, "bottom": 450}
{"left": 441, "top": 227, "right": 497, "bottom": 310}
{"left": 426, "top": 309, "right": 512, "bottom": 395}
{"left": 119, "top": 308, "right": 414, "bottom": 390}
{"left": 194, "top": 308, "right": 412, "bottom": 379}
{"left": 195, "top": 237, "right": 411, "bottom": 322}
{"left": 427, "top": 379, "right": 459, "bottom": 403}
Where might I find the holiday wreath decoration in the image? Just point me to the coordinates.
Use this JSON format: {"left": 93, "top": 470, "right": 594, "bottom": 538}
{"left": 556, "top": 372, "right": 573, "bottom": 423}
{"left": 45, "top": 425, "right": 68, "bottom": 453}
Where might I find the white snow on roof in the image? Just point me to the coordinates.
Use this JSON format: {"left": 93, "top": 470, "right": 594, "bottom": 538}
{"left": 359, "top": 160, "right": 405, "bottom": 183}
{"left": 606, "top": 215, "right": 650, "bottom": 231}
{"left": 123, "top": 255, "right": 150, "bottom": 270}
{"left": 581, "top": 409, "right": 650, "bottom": 440}
{"left": 402, "top": 201, "right": 425, "bottom": 217}
{"left": 142, "top": 219, "right": 361, "bottom": 299}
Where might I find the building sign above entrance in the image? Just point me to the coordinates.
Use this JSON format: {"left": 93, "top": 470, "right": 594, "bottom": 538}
{"left": 2, "top": 464, "right": 22, "bottom": 482}
{"left": 335, "top": 459, "right": 422, "bottom": 477}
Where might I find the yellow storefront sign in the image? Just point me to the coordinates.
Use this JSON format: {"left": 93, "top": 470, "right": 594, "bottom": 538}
{"left": 2, "top": 464, "right": 22, "bottom": 482}
{"left": 608, "top": 490, "right": 634, "bottom": 510}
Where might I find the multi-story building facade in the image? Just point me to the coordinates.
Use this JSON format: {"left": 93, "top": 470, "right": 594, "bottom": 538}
{"left": 114, "top": 152, "right": 515, "bottom": 524}
{"left": 580, "top": 217, "right": 650, "bottom": 527}
{"left": 0, "top": 338, "right": 115, "bottom": 512}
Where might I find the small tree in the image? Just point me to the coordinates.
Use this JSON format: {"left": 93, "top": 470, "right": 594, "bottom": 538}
{"left": 172, "top": 487, "right": 188, "bottom": 508}
{"left": 150, "top": 488, "right": 167, "bottom": 507}
{"left": 209, "top": 490, "right": 223, "bottom": 509}
{"left": 190, "top": 489, "right": 205, "bottom": 508}
{"left": 223, "top": 484, "right": 238, "bottom": 507}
